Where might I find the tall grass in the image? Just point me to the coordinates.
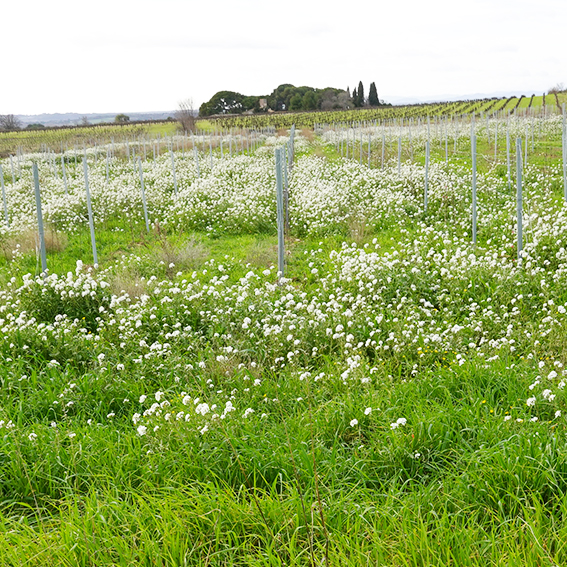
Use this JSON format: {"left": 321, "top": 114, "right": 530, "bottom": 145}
{"left": 0, "top": 123, "right": 566, "bottom": 565}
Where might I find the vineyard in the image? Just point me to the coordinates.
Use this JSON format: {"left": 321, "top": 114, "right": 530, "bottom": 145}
{"left": 1, "top": 110, "right": 567, "bottom": 565}
{"left": 216, "top": 91, "right": 567, "bottom": 130}
{"left": 3, "top": 91, "right": 567, "bottom": 158}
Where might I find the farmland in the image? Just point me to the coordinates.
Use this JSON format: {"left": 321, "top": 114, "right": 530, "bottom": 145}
{"left": 0, "top": 112, "right": 567, "bottom": 565}
{"left": 3, "top": 91, "right": 567, "bottom": 158}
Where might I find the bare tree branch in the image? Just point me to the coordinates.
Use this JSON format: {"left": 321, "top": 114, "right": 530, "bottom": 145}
{"left": 175, "top": 99, "right": 196, "bottom": 133}
{"left": 0, "top": 114, "right": 21, "bottom": 131}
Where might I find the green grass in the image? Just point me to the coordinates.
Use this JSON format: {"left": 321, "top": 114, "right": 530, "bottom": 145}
{"left": 1, "top": 122, "right": 567, "bottom": 565}
{"left": 146, "top": 122, "right": 178, "bottom": 136}
{"left": 518, "top": 95, "right": 534, "bottom": 109}
{"left": 0, "top": 352, "right": 566, "bottom": 565}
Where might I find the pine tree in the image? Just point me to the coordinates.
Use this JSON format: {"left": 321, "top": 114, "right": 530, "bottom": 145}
{"left": 357, "top": 81, "right": 365, "bottom": 107}
{"left": 289, "top": 93, "right": 303, "bottom": 111}
{"left": 302, "top": 91, "right": 318, "bottom": 111}
{"left": 352, "top": 87, "right": 358, "bottom": 107}
{"left": 368, "top": 82, "right": 379, "bottom": 106}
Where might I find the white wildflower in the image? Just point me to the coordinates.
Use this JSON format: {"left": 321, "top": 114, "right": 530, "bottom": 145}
{"left": 391, "top": 417, "right": 407, "bottom": 429}
{"left": 137, "top": 425, "right": 147, "bottom": 436}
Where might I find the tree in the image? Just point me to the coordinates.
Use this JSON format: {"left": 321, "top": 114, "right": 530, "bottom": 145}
{"left": 302, "top": 91, "right": 318, "bottom": 111}
{"left": 549, "top": 82, "right": 566, "bottom": 94}
{"left": 242, "top": 96, "right": 259, "bottom": 112}
{"left": 320, "top": 89, "right": 351, "bottom": 111}
{"left": 0, "top": 114, "right": 21, "bottom": 131}
{"left": 199, "top": 91, "right": 249, "bottom": 116}
{"left": 368, "top": 82, "right": 379, "bottom": 106}
{"left": 357, "top": 81, "right": 365, "bottom": 107}
{"left": 336, "top": 91, "right": 351, "bottom": 109}
{"left": 267, "top": 84, "right": 297, "bottom": 111}
{"left": 175, "top": 99, "right": 196, "bottom": 131}
{"left": 115, "top": 113, "right": 130, "bottom": 123}
{"left": 352, "top": 87, "right": 358, "bottom": 107}
{"left": 289, "top": 93, "right": 303, "bottom": 111}
{"left": 80, "top": 116, "right": 90, "bottom": 126}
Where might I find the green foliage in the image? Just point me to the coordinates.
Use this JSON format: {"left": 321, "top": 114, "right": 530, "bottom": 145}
{"left": 289, "top": 93, "right": 303, "bottom": 111}
{"left": 368, "top": 82, "right": 379, "bottom": 106}
{"left": 266, "top": 84, "right": 346, "bottom": 112}
{"left": 356, "top": 80, "right": 364, "bottom": 107}
{"left": 1, "top": 121, "right": 567, "bottom": 564}
{"left": 267, "top": 83, "right": 297, "bottom": 111}
{"left": 19, "top": 272, "right": 110, "bottom": 333}
{"left": 199, "top": 91, "right": 258, "bottom": 116}
{"left": 302, "top": 91, "right": 318, "bottom": 111}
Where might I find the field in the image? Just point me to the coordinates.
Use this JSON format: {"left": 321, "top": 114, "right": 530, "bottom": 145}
{"left": 0, "top": 113, "right": 567, "bottom": 565}
{"left": 3, "top": 92, "right": 567, "bottom": 158}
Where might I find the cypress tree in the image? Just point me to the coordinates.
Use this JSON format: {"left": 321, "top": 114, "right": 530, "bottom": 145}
{"left": 352, "top": 87, "right": 358, "bottom": 107}
{"left": 368, "top": 82, "right": 379, "bottom": 106}
{"left": 357, "top": 81, "right": 365, "bottom": 107}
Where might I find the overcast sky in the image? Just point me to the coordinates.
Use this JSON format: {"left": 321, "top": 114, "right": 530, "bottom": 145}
{"left": 2, "top": 0, "right": 564, "bottom": 115}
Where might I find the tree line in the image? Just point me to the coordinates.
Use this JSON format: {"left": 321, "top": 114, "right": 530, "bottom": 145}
{"left": 198, "top": 82, "right": 388, "bottom": 116}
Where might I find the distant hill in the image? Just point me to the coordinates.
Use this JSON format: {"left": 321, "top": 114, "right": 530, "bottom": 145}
{"left": 14, "top": 111, "right": 177, "bottom": 127}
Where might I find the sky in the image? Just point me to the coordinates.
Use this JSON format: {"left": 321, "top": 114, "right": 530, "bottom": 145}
{"left": 1, "top": 0, "right": 565, "bottom": 115}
